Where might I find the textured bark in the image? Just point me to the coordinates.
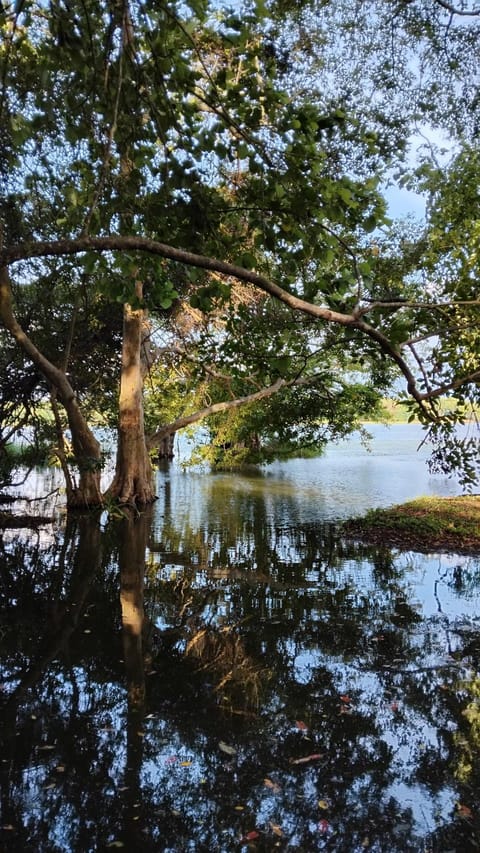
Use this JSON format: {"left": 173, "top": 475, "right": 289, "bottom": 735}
{"left": 106, "top": 290, "right": 155, "bottom": 505}
{"left": 0, "top": 267, "right": 103, "bottom": 508}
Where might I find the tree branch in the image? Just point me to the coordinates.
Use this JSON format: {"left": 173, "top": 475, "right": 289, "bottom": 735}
{"left": 434, "top": 0, "right": 480, "bottom": 17}
{"left": 146, "top": 377, "right": 287, "bottom": 448}
{"left": 1, "top": 234, "right": 358, "bottom": 326}
{"left": 3, "top": 234, "right": 476, "bottom": 417}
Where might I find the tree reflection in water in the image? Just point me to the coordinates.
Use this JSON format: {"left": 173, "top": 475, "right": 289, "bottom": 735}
{"left": 0, "top": 488, "right": 480, "bottom": 851}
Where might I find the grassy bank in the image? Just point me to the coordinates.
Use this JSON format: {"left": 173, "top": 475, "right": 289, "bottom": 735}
{"left": 371, "top": 397, "right": 477, "bottom": 424}
{"left": 343, "top": 495, "right": 480, "bottom": 554}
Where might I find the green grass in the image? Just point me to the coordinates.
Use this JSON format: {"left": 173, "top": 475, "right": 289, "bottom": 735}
{"left": 367, "top": 397, "right": 479, "bottom": 424}
{"left": 344, "top": 495, "right": 480, "bottom": 553}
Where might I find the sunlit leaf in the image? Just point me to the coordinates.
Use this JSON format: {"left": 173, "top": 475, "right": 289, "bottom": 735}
{"left": 290, "top": 753, "right": 324, "bottom": 765}
{"left": 241, "top": 830, "right": 260, "bottom": 841}
{"left": 218, "top": 740, "right": 237, "bottom": 756}
{"left": 456, "top": 803, "right": 473, "bottom": 819}
{"left": 264, "top": 777, "right": 281, "bottom": 792}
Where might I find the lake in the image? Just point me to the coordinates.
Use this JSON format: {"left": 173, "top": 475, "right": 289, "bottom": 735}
{"left": 1, "top": 424, "right": 479, "bottom": 851}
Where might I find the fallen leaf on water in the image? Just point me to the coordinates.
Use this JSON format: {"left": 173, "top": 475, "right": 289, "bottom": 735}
{"left": 318, "top": 819, "right": 329, "bottom": 834}
{"left": 340, "top": 695, "right": 351, "bottom": 704}
{"left": 456, "top": 803, "right": 473, "bottom": 819}
{"left": 296, "top": 720, "right": 308, "bottom": 731}
{"left": 180, "top": 761, "right": 192, "bottom": 767}
{"left": 219, "top": 741, "right": 237, "bottom": 756}
{"left": 318, "top": 799, "right": 329, "bottom": 810}
{"left": 106, "top": 842, "right": 125, "bottom": 849}
{"left": 361, "top": 836, "right": 370, "bottom": 848}
{"left": 241, "top": 830, "right": 260, "bottom": 842}
{"left": 269, "top": 821, "right": 283, "bottom": 837}
{"left": 165, "top": 756, "right": 177, "bottom": 765}
{"left": 2, "top": 825, "right": 15, "bottom": 831}
{"left": 264, "top": 778, "right": 282, "bottom": 793}
{"left": 390, "top": 702, "right": 399, "bottom": 712}
{"left": 234, "top": 805, "right": 245, "bottom": 811}
{"left": 290, "top": 753, "right": 324, "bottom": 765}
{"left": 37, "top": 745, "right": 56, "bottom": 751}
{"left": 55, "top": 765, "right": 66, "bottom": 773}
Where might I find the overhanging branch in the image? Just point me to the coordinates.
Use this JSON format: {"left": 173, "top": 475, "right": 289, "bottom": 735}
{"left": 2, "top": 234, "right": 476, "bottom": 417}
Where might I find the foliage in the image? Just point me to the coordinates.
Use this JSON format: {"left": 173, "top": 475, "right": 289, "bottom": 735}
{"left": 0, "top": 0, "right": 479, "bottom": 490}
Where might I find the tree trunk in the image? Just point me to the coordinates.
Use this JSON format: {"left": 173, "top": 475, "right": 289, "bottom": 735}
{"left": 118, "top": 508, "right": 152, "bottom": 847}
{"left": 106, "top": 286, "right": 155, "bottom": 505}
{"left": 154, "top": 432, "right": 176, "bottom": 461}
{"left": 0, "top": 267, "right": 103, "bottom": 508}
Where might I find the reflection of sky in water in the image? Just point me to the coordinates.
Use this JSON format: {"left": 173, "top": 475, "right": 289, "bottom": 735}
{"left": 146, "top": 435, "right": 480, "bottom": 844}
{"left": 3, "top": 423, "right": 480, "bottom": 850}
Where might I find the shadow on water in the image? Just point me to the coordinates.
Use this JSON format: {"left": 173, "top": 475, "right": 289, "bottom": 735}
{"left": 1, "top": 462, "right": 480, "bottom": 850}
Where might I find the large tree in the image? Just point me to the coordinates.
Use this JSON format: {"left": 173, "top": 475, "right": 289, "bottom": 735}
{"left": 1, "top": 0, "right": 479, "bottom": 507}
{"left": 0, "top": 0, "right": 389, "bottom": 505}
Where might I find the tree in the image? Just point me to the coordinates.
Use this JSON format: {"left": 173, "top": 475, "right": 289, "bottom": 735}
{"left": 0, "top": 0, "right": 390, "bottom": 506}
{"left": 1, "top": 0, "right": 479, "bottom": 509}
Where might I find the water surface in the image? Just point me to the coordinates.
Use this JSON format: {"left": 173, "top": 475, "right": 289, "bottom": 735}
{"left": 1, "top": 426, "right": 479, "bottom": 851}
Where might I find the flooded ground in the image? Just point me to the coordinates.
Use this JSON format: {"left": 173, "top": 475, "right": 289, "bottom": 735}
{"left": 1, "top": 426, "right": 479, "bottom": 851}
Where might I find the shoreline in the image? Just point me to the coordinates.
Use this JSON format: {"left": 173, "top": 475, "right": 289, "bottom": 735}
{"left": 343, "top": 495, "right": 480, "bottom": 555}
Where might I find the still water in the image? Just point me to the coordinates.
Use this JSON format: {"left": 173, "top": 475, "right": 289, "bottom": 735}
{"left": 1, "top": 425, "right": 479, "bottom": 851}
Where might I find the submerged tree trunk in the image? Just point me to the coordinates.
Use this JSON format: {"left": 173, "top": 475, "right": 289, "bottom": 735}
{"left": 154, "top": 432, "right": 176, "bottom": 461}
{"left": 106, "top": 284, "right": 155, "bottom": 506}
{"left": 0, "top": 267, "right": 103, "bottom": 508}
